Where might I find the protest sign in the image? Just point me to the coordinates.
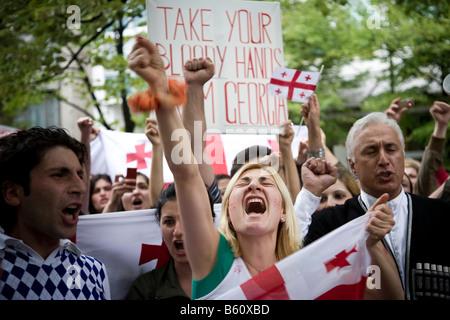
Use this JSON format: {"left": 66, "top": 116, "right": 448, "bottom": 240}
{"left": 146, "top": 0, "right": 287, "bottom": 134}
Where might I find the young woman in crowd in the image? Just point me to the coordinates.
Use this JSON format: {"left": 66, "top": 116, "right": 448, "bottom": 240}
{"left": 317, "top": 162, "right": 360, "bottom": 211}
{"left": 89, "top": 174, "right": 113, "bottom": 213}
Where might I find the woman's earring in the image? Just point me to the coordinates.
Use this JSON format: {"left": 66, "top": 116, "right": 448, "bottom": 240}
{"left": 281, "top": 217, "right": 286, "bottom": 223}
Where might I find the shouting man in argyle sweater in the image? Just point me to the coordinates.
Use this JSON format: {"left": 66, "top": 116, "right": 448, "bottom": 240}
{"left": 0, "top": 127, "right": 110, "bottom": 300}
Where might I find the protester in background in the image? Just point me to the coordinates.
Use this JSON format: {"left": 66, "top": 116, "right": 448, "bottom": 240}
{"left": 127, "top": 184, "right": 191, "bottom": 300}
{"left": 278, "top": 120, "right": 301, "bottom": 201}
{"left": 77, "top": 117, "right": 99, "bottom": 214}
{"left": 401, "top": 172, "right": 413, "bottom": 194}
{"left": 417, "top": 101, "right": 450, "bottom": 196}
{"left": 296, "top": 95, "right": 339, "bottom": 168}
{"left": 403, "top": 158, "right": 420, "bottom": 194}
{"left": 89, "top": 174, "right": 113, "bottom": 214}
{"left": 384, "top": 97, "right": 408, "bottom": 122}
{"left": 385, "top": 98, "right": 450, "bottom": 197}
{"left": 216, "top": 174, "right": 231, "bottom": 198}
{"left": 91, "top": 172, "right": 150, "bottom": 213}
{"left": 145, "top": 117, "right": 165, "bottom": 208}
{"left": 293, "top": 94, "right": 359, "bottom": 236}
{"left": 294, "top": 94, "right": 339, "bottom": 187}
{"left": 0, "top": 127, "right": 110, "bottom": 299}
{"left": 230, "top": 145, "right": 272, "bottom": 177}
{"left": 101, "top": 172, "right": 136, "bottom": 213}
{"left": 121, "top": 172, "right": 152, "bottom": 211}
{"left": 228, "top": 120, "right": 301, "bottom": 203}
{"left": 316, "top": 162, "right": 360, "bottom": 211}
{"left": 429, "top": 176, "right": 450, "bottom": 202}
{"left": 104, "top": 117, "right": 165, "bottom": 213}
{"left": 181, "top": 57, "right": 221, "bottom": 204}
{"left": 127, "top": 183, "right": 216, "bottom": 300}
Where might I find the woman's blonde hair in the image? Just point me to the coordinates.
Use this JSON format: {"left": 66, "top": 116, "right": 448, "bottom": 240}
{"left": 404, "top": 157, "right": 420, "bottom": 172}
{"left": 335, "top": 162, "right": 360, "bottom": 197}
{"left": 218, "top": 162, "right": 301, "bottom": 261}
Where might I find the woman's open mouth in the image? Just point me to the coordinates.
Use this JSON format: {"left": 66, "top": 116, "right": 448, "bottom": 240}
{"left": 174, "top": 240, "right": 185, "bottom": 253}
{"left": 245, "top": 197, "right": 266, "bottom": 214}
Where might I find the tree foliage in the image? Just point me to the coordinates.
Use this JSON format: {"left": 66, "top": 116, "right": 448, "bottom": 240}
{"left": 0, "top": 0, "right": 146, "bottom": 131}
{"left": 280, "top": 0, "right": 376, "bottom": 144}
{"left": 277, "top": 0, "right": 449, "bottom": 166}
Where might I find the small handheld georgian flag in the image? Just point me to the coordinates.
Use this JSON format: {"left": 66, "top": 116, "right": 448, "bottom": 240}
{"left": 268, "top": 67, "right": 321, "bottom": 103}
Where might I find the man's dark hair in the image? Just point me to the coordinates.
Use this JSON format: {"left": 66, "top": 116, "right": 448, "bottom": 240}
{"left": 0, "top": 126, "right": 87, "bottom": 232}
{"left": 155, "top": 183, "right": 215, "bottom": 223}
{"left": 230, "top": 145, "right": 272, "bottom": 177}
{"left": 215, "top": 174, "right": 231, "bottom": 182}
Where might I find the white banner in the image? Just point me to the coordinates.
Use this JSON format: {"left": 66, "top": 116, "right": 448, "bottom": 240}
{"left": 75, "top": 206, "right": 222, "bottom": 300}
{"left": 90, "top": 126, "right": 307, "bottom": 183}
{"left": 146, "top": 0, "right": 287, "bottom": 133}
{"left": 74, "top": 210, "right": 165, "bottom": 300}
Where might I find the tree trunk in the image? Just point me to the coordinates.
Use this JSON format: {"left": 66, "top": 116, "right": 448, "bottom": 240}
{"left": 116, "top": 16, "right": 135, "bottom": 132}
{"left": 388, "top": 49, "right": 396, "bottom": 94}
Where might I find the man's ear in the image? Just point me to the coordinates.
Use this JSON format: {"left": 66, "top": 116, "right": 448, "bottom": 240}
{"left": 348, "top": 159, "right": 357, "bottom": 177}
{"left": 2, "top": 181, "right": 22, "bottom": 206}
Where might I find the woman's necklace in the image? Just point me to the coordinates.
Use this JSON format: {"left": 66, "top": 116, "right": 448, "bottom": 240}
{"left": 242, "top": 258, "right": 265, "bottom": 273}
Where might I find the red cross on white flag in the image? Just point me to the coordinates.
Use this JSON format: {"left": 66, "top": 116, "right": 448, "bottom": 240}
{"left": 268, "top": 66, "right": 321, "bottom": 103}
{"left": 214, "top": 212, "right": 372, "bottom": 300}
{"left": 126, "top": 143, "right": 152, "bottom": 170}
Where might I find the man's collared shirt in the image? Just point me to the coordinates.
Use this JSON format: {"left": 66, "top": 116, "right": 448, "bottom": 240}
{"left": 360, "top": 189, "right": 408, "bottom": 287}
{"left": 0, "top": 233, "right": 110, "bottom": 300}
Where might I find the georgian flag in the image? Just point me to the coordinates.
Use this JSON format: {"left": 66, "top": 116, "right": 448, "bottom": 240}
{"left": 73, "top": 207, "right": 222, "bottom": 300}
{"left": 73, "top": 210, "right": 169, "bottom": 300}
{"left": 89, "top": 129, "right": 174, "bottom": 183}
{"left": 268, "top": 67, "right": 321, "bottom": 103}
{"left": 215, "top": 213, "right": 372, "bottom": 300}
{"left": 89, "top": 128, "right": 308, "bottom": 182}
{"left": 74, "top": 207, "right": 371, "bottom": 300}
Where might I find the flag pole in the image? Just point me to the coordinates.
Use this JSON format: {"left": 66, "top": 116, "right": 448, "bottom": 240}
{"left": 296, "top": 65, "right": 324, "bottom": 136}
{"left": 295, "top": 117, "right": 304, "bottom": 137}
